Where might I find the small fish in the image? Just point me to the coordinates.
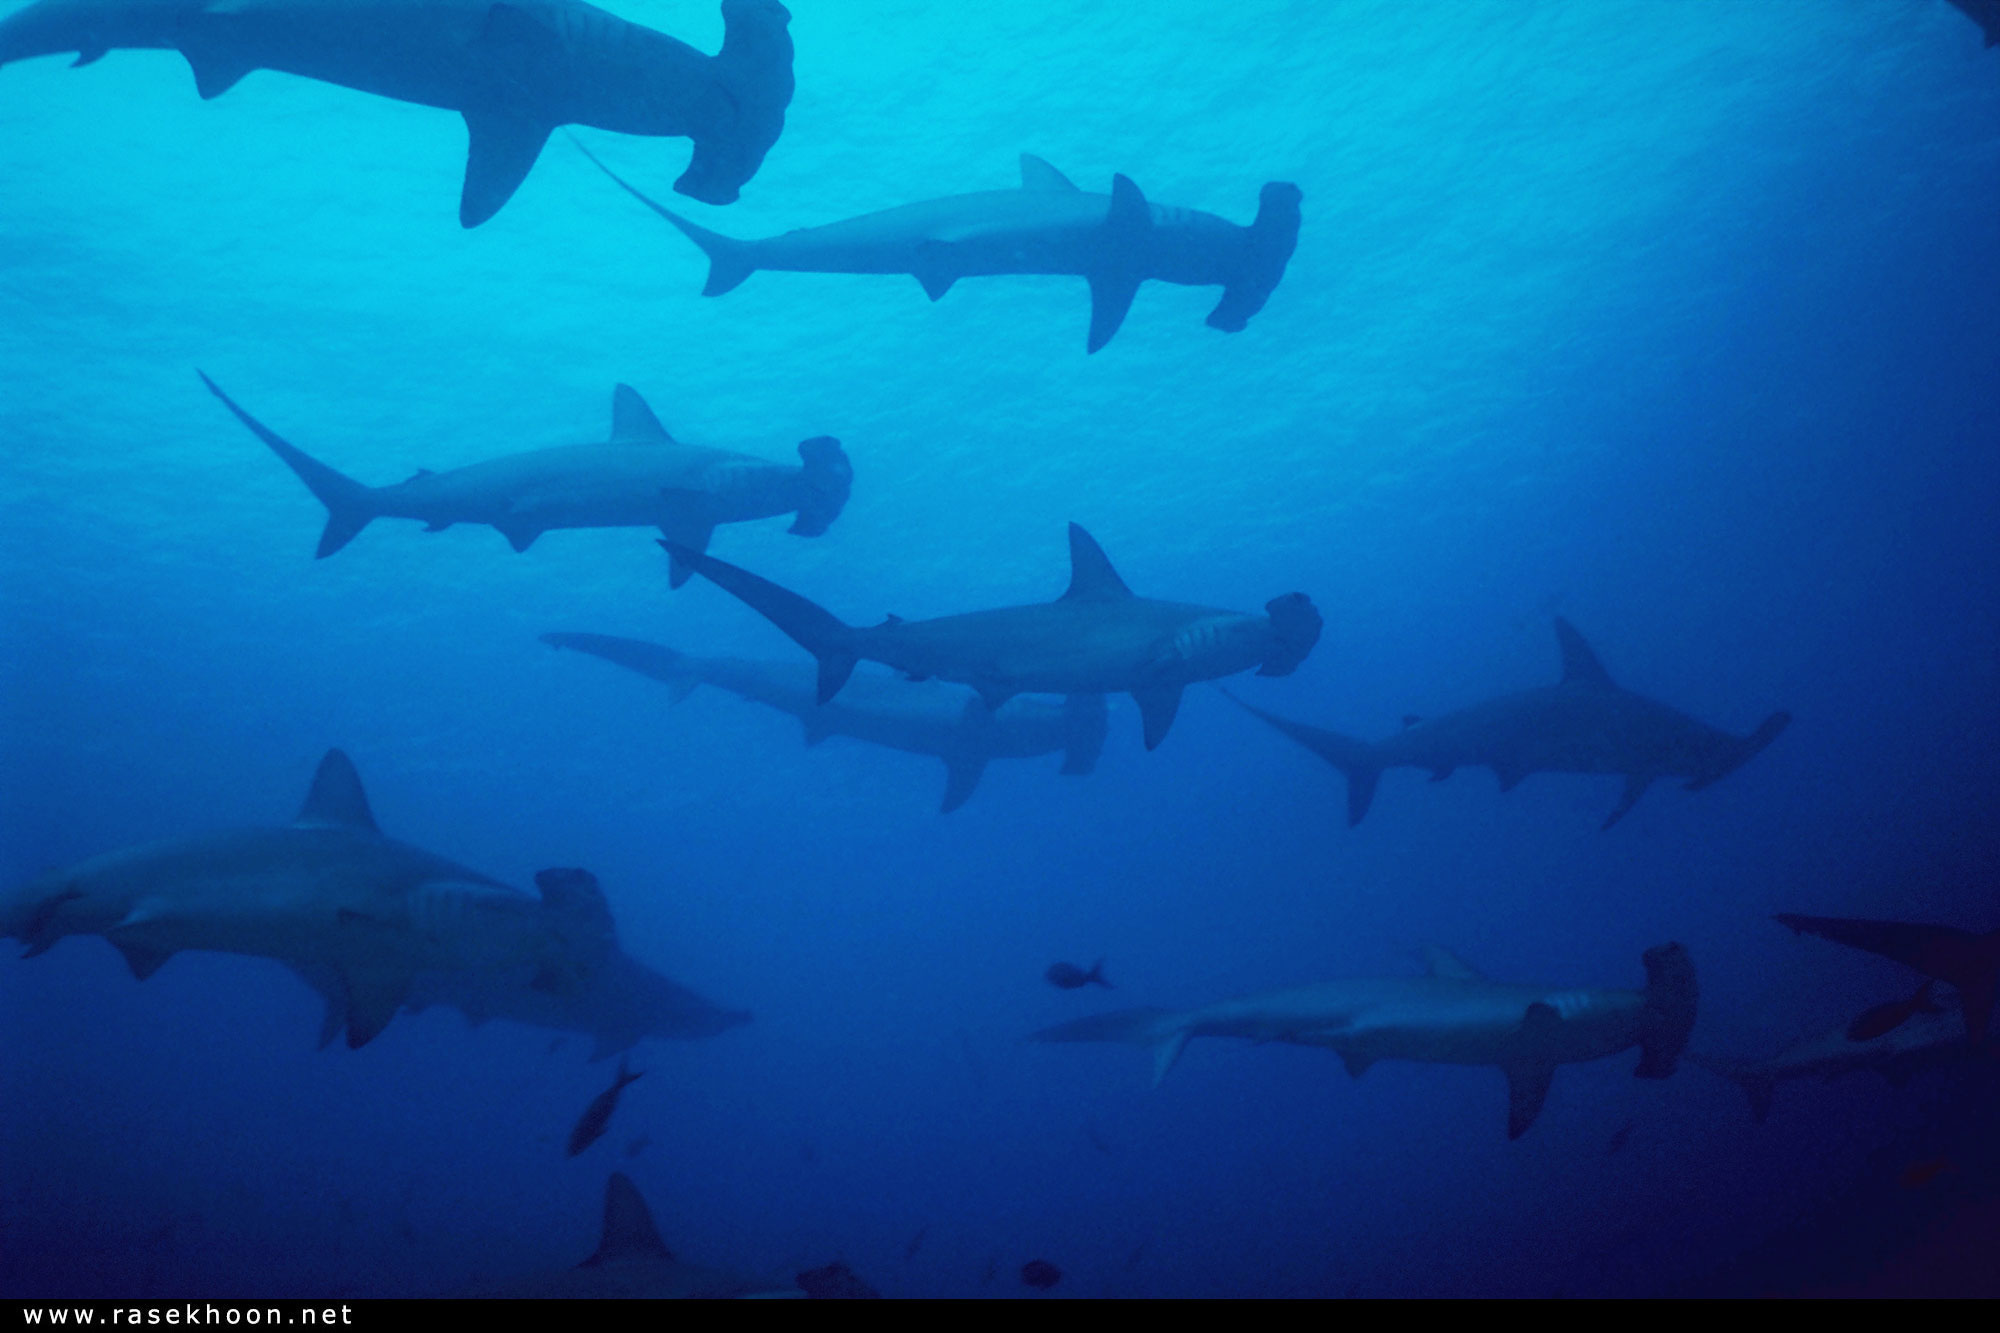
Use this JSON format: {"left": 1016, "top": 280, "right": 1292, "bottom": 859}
{"left": 904, "top": 1224, "right": 928, "bottom": 1261}
{"left": 1021, "top": 1259, "right": 1062, "bottom": 1289}
{"left": 566, "top": 1057, "right": 642, "bottom": 1157}
{"left": 623, "top": 1133, "right": 650, "bottom": 1160}
{"left": 1606, "top": 1120, "right": 1634, "bottom": 1155}
{"left": 1046, "top": 958, "right": 1113, "bottom": 990}
{"left": 1898, "top": 1155, "right": 1957, "bottom": 1191}
{"left": 1846, "top": 982, "right": 1943, "bottom": 1043}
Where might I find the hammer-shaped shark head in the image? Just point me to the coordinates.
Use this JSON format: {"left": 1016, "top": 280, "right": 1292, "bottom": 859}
{"left": 1634, "top": 941, "right": 1697, "bottom": 1079}
{"left": 675, "top": 0, "right": 794, "bottom": 205}
{"left": 1257, "top": 592, "right": 1323, "bottom": 677}
{"left": 1205, "top": 181, "right": 1304, "bottom": 333}
{"left": 787, "top": 436, "right": 852, "bottom": 537}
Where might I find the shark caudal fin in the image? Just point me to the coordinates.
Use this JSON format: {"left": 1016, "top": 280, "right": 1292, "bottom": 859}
{"left": 541, "top": 633, "right": 702, "bottom": 703}
{"left": 1030, "top": 1007, "right": 1190, "bottom": 1087}
{"left": 199, "top": 372, "right": 379, "bottom": 558}
{"left": 1775, "top": 913, "right": 2000, "bottom": 1046}
{"left": 1634, "top": 942, "right": 1698, "bottom": 1078}
{"left": 1685, "top": 711, "right": 1793, "bottom": 791}
{"left": 1205, "top": 181, "right": 1303, "bottom": 334}
{"left": 571, "top": 136, "right": 760, "bottom": 294}
{"left": 663, "top": 544, "right": 860, "bottom": 702}
{"left": 789, "top": 436, "right": 853, "bottom": 537}
{"left": 1222, "top": 691, "right": 1385, "bottom": 826}
{"left": 1059, "top": 693, "right": 1110, "bottom": 775}
{"left": 1686, "top": 1053, "right": 1778, "bottom": 1123}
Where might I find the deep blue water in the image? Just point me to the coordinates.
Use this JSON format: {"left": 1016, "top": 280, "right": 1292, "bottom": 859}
{"left": 4, "top": 0, "right": 2000, "bottom": 1300}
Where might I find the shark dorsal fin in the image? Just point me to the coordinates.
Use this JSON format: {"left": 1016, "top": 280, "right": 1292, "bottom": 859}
{"left": 1554, "top": 618, "right": 1613, "bottom": 686}
{"left": 1019, "top": 154, "right": 1080, "bottom": 192}
{"left": 1421, "top": 945, "right": 1484, "bottom": 981}
{"left": 295, "top": 750, "right": 379, "bottom": 833}
{"left": 1061, "top": 524, "right": 1133, "bottom": 601}
{"left": 583, "top": 1173, "right": 674, "bottom": 1266}
{"left": 610, "top": 385, "right": 676, "bottom": 444}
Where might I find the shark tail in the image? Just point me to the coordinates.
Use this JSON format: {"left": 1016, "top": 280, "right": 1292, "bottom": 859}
{"left": 198, "top": 372, "right": 378, "bottom": 557}
{"left": 1686, "top": 710, "right": 1792, "bottom": 791}
{"left": 1222, "top": 690, "right": 1384, "bottom": 826}
{"left": 787, "top": 436, "right": 853, "bottom": 537}
{"left": 1775, "top": 913, "right": 2000, "bottom": 1046}
{"left": 1059, "top": 693, "right": 1110, "bottom": 776}
{"left": 1687, "top": 1053, "right": 1777, "bottom": 1123}
{"left": 540, "top": 632, "right": 702, "bottom": 703}
{"left": 1634, "top": 942, "right": 1698, "bottom": 1078}
{"left": 1031, "top": 1007, "right": 1190, "bottom": 1087}
{"left": 662, "top": 543, "right": 860, "bottom": 703}
{"left": 569, "top": 135, "right": 758, "bottom": 295}
{"left": 1206, "top": 181, "right": 1304, "bottom": 334}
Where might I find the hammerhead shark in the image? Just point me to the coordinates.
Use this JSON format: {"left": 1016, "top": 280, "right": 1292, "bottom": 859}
{"left": 666, "top": 523, "right": 1322, "bottom": 750}
{"left": 1227, "top": 618, "right": 1791, "bottom": 829}
{"left": 1, "top": 749, "right": 600, "bottom": 1047}
{"left": 541, "top": 632, "right": 1108, "bottom": 811}
{"left": 0, "top": 0, "right": 796, "bottom": 225}
{"left": 582, "top": 146, "right": 1302, "bottom": 352}
{"left": 292, "top": 869, "right": 751, "bottom": 1055}
{"left": 1689, "top": 995, "right": 1977, "bottom": 1123}
{"left": 467, "top": 1173, "right": 864, "bottom": 1298}
{"left": 1033, "top": 944, "right": 1698, "bottom": 1140}
{"left": 1948, "top": 0, "right": 2000, "bottom": 47}
{"left": 1775, "top": 912, "right": 2000, "bottom": 1046}
{"left": 200, "top": 372, "right": 849, "bottom": 571}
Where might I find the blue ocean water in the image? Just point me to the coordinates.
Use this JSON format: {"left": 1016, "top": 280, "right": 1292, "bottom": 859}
{"left": 3, "top": 0, "right": 2000, "bottom": 1299}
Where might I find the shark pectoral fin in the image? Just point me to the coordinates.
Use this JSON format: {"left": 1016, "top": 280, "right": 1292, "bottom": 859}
{"left": 659, "top": 519, "right": 716, "bottom": 589}
{"left": 1151, "top": 1028, "right": 1191, "bottom": 1088}
{"left": 493, "top": 518, "right": 543, "bottom": 553}
{"left": 457, "top": 3, "right": 565, "bottom": 227}
{"left": 71, "top": 47, "right": 107, "bottom": 68}
{"left": 799, "top": 713, "right": 833, "bottom": 747}
{"left": 1339, "top": 1052, "right": 1374, "bottom": 1078}
{"left": 460, "top": 106, "right": 554, "bottom": 228}
{"left": 1504, "top": 1003, "right": 1565, "bottom": 1139}
{"left": 1131, "top": 686, "right": 1184, "bottom": 751}
{"left": 1084, "top": 270, "right": 1143, "bottom": 355}
{"left": 1602, "top": 774, "right": 1654, "bottom": 830}
{"left": 113, "top": 942, "right": 175, "bottom": 981}
{"left": 339, "top": 962, "right": 416, "bottom": 1049}
{"left": 180, "top": 41, "right": 256, "bottom": 99}
{"left": 421, "top": 519, "right": 453, "bottom": 533}
{"left": 1492, "top": 761, "right": 1526, "bottom": 793}
{"left": 940, "top": 754, "right": 990, "bottom": 814}
{"left": 912, "top": 247, "right": 958, "bottom": 301}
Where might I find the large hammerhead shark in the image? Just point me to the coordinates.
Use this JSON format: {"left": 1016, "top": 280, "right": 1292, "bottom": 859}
{"left": 201, "top": 372, "right": 849, "bottom": 570}
{"left": 1, "top": 749, "right": 600, "bottom": 1046}
{"left": 541, "top": 632, "right": 1107, "bottom": 811}
{"left": 1033, "top": 943, "right": 1698, "bottom": 1140}
{"left": 1228, "top": 619, "right": 1791, "bottom": 829}
{"left": 0, "top": 0, "right": 796, "bottom": 224}
{"left": 583, "top": 146, "right": 1302, "bottom": 352}
{"left": 665, "top": 523, "right": 1322, "bottom": 750}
